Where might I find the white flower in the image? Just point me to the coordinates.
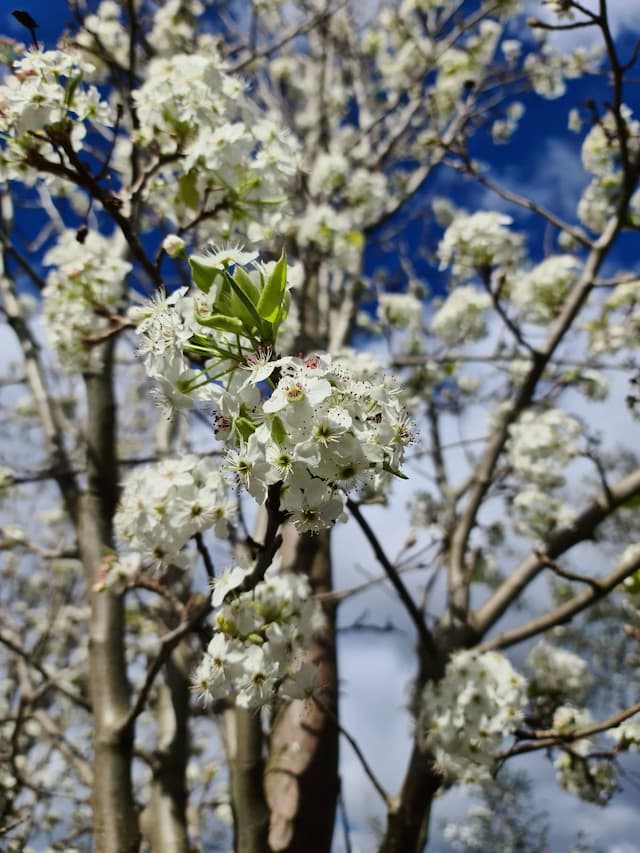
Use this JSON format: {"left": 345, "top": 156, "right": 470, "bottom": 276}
{"left": 191, "top": 243, "right": 259, "bottom": 269}
{"left": 195, "top": 569, "right": 325, "bottom": 709}
{"left": 114, "top": 455, "right": 235, "bottom": 568}
{"left": 377, "top": 293, "right": 423, "bottom": 331}
{"left": 431, "top": 286, "right": 492, "bottom": 345}
{"left": 42, "top": 230, "right": 130, "bottom": 372}
{"left": 438, "top": 211, "right": 524, "bottom": 280}
{"left": 211, "top": 565, "right": 252, "bottom": 608}
{"left": 527, "top": 640, "right": 591, "bottom": 703}
{"left": 417, "top": 650, "right": 527, "bottom": 783}
{"left": 510, "top": 255, "right": 580, "bottom": 323}
{"left": 552, "top": 706, "right": 617, "bottom": 804}
{"left": 507, "top": 408, "right": 582, "bottom": 488}
{"left": 162, "top": 234, "right": 186, "bottom": 257}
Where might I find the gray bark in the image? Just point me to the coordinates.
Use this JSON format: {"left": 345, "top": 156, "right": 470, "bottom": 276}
{"left": 82, "top": 343, "right": 139, "bottom": 852}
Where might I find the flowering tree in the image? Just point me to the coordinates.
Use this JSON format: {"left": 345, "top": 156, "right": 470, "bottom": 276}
{"left": 1, "top": 1, "right": 639, "bottom": 851}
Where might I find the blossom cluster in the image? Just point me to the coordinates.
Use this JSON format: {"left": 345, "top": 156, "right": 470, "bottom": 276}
{"left": 578, "top": 106, "right": 640, "bottom": 232}
{"left": 132, "top": 248, "right": 415, "bottom": 531}
{"left": 526, "top": 639, "right": 592, "bottom": 706}
{"left": 76, "top": 0, "right": 205, "bottom": 73}
{"left": 511, "top": 486, "right": 575, "bottom": 539}
{"left": 75, "top": 1, "right": 131, "bottom": 72}
{"left": 0, "top": 48, "right": 113, "bottom": 177}
{"left": 432, "top": 20, "right": 502, "bottom": 121}
{"left": 131, "top": 284, "right": 209, "bottom": 417}
{"left": 306, "top": 150, "right": 388, "bottom": 227}
{"left": 114, "top": 455, "right": 236, "bottom": 569}
{"left": 507, "top": 407, "right": 582, "bottom": 536}
{"left": 507, "top": 407, "right": 582, "bottom": 488}
{"left": 437, "top": 212, "right": 524, "bottom": 281}
{"left": 131, "top": 249, "right": 300, "bottom": 415}
{"left": 608, "top": 719, "right": 640, "bottom": 751}
{"left": 417, "top": 650, "right": 527, "bottom": 783}
{"left": 552, "top": 705, "right": 617, "bottom": 805}
{"left": 377, "top": 292, "right": 424, "bottom": 332}
{"left": 131, "top": 53, "right": 298, "bottom": 238}
{"left": 510, "top": 254, "right": 580, "bottom": 323}
{"left": 430, "top": 286, "right": 492, "bottom": 346}
{"left": 588, "top": 280, "right": 640, "bottom": 356}
{"left": 220, "top": 351, "right": 415, "bottom": 531}
{"left": 43, "top": 229, "right": 131, "bottom": 371}
{"left": 524, "top": 43, "right": 600, "bottom": 101}
{"left": 294, "top": 202, "right": 365, "bottom": 275}
{"left": 192, "top": 565, "right": 325, "bottom": 709}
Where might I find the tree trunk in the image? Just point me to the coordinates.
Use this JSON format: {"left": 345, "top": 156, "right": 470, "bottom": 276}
{"left": 82, "top": 344, "right": 139, "bottom": 852}
{"left": 139, "top": 652, "right": 191, "bottom": 852}
{"left": 226, "top": 707, "right": 271, "bottom": 853}
{"left": 378, "top": 745, "right": 440, "bottom": 853}
{"left": 264, "top": 527, "right": 339, "bottom": 853}
{"left": 139, "top": 419, "right": 190, "bottom": 852}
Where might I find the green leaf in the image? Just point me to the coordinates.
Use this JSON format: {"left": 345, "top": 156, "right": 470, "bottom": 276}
{"left": 272, "top": 291, "right": 291, "bottom": 337}
{"left": 190, "top": 257, "right": 219, "bottom": 294}
{"left": 196, "top": 312, "right": 245, "bottom": 334}
{"left": 345, "top": 229, "right": 364, "bottom": 247}
{"left": 63, "top": 75, "right": 82, "bottom": 109}
{"left": 233, "top": 266, "right": 261, "bottom": 306}
{"left": 383, "top": 461, "right": 409, "bottom": 480}
{"left": 235, "top": 416, "right": 256, "bottom": 441}
{"left": 178, "top": 171, "right": 199, "bottom": 210}
{"left": 270, "top": 416, "right": 287, "bottom": 446}
{"left": 225, "top": 272, "right": 264, "bottom": 335}
{"left": 622, "top": 495, "right": 640, "bottom": 510}
{"left": 257, "top": 250, "right": 287, "bottom": 324}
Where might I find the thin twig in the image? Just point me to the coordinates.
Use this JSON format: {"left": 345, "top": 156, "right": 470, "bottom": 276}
{"left": 116, "top": 597, "right": 211, "bottom": 735}
{"left": 313, "top": 696, "right": 391, "bottom": 807}
{"left": 195, "top": 532, "right": 216, "bottom": 581}
{"left": 347, "top": 499, "right": 437, "bottom": 657}
{"left": 0, "top": 631, "right": 91, "bottom": 711}
{"left": 499, "top": 701, "right": 640, "bottom": 758}
{"left": 535, "top": 550, "right": 603, "bottom": 591}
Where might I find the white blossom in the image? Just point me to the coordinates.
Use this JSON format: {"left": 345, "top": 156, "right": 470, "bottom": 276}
{"left": 194, "top": 566, "right": 325, "bottom": 709}
{"left": 431, "top": 287, "right": 492, "bottom": 345}
{"left": 437, "top": 212, "right": 524, "bottom": 281}
{"left": 114, "top": 455, "right": 236, "bottom": 568}
{"left": 510, "top": 255, "right": 580, "bottom": 323}
{"left": 418, "top": 650, "right": 527, "bottom": 783}
{"left": 526, "top": 640, "right": 592, "bottom": 704}
{"left": 43, "top": 230, "right": 130, "bottom": 371}
{"left": 552, "top": 706, "right": 617, "bottom": 805}
{"left": 507, "top": 408, "right": 582, "bottom": 489}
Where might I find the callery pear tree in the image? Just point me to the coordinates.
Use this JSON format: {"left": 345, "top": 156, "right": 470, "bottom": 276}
{"left": 1, "top": 0, "right": 640, "bottom": 851}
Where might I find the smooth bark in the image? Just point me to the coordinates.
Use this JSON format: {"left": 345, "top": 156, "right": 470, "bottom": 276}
{"left": 227, "top": 707, "right": 271, "bottom": 853}
{"left": 265, "top": 527, "right": 339, "bottom": 853}
{"left": 82, "top": 343, "right": 139, "bottom": 852}
{"left": 139, "top": 653, "right": 191, "bottom": 853}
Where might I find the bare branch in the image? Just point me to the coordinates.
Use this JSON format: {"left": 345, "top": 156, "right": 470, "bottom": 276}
{"left": 347, "top": 499, "right": 437, "bottom": 658}
{"left": 0, "top": 630, "right": 91, "bottom": 711}
{"left": 499, "top": 701, "right": 640, "bottom": 759}
{"left": 313, "top": 696, "right": 391, "bottom": 807}
{"left": 477, "top": 529, "right": 640, "bottom": 651}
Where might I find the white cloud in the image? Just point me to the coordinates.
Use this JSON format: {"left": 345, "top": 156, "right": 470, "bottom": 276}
{"left": 330, "top": 311, "right": 639, "bottom": 850}
{"left": 525, "top": 0, "right": 640, "bottom": 49}
{"left": 483, "top": 136, "right": 588, "bottom": 224}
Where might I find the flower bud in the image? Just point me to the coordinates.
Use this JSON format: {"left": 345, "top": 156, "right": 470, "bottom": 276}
{"left": 162, "top": 234, "right": 186, "bottom": 258}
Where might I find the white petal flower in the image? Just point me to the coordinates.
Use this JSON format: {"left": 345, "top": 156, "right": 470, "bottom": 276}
{"left": 211, "top": 565, "right": 252, "bottom": 608}
{"left": 191, "top": 243, "right": 259, "bottom": 269}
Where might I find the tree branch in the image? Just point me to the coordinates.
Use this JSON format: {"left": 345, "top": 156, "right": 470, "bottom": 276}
{"left": 476, "top": 535, "right": 640, "bottom": 651}
{"left": 499, "top": 701, "right": 640, "bottom": 759}
{"left": 347, "top": 499, "right": 437, "bottom": 657}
